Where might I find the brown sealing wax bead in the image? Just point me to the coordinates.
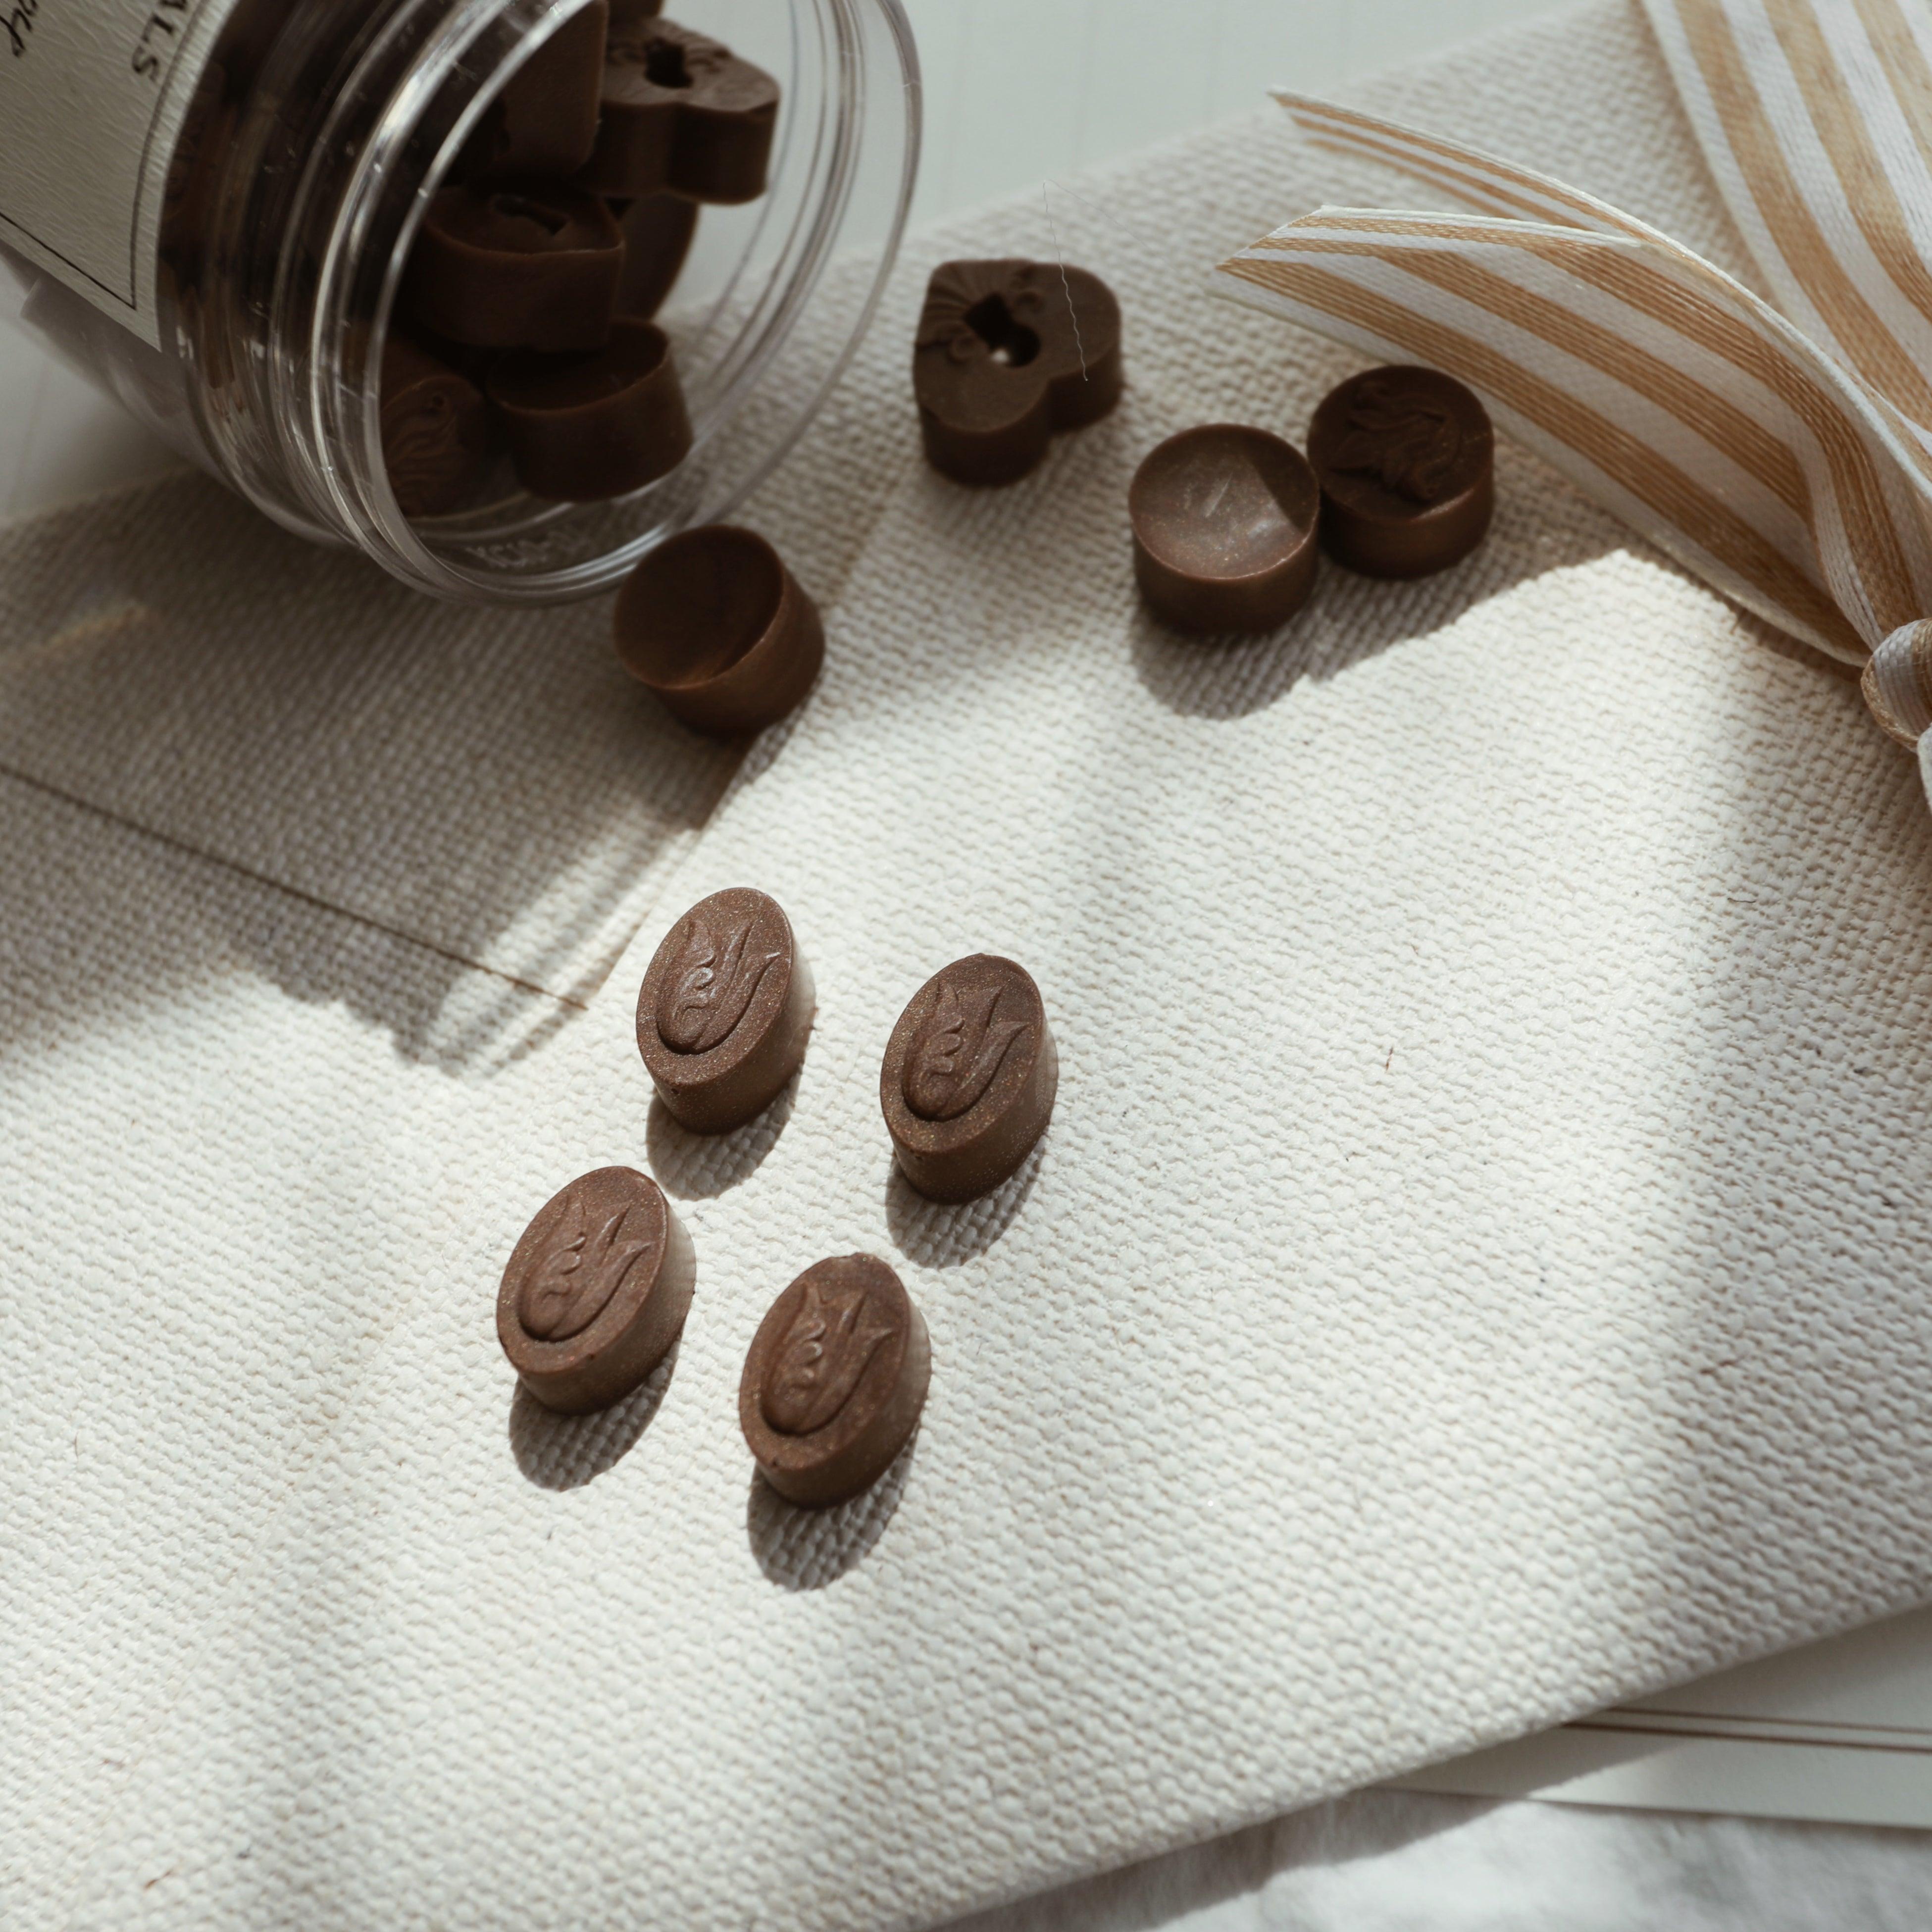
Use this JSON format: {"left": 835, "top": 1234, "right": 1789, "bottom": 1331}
{"left": 379, "top": 334, "right": 493, "bottom": 519}
{"left": 488, "top": 317, "right": 693, "bottom": 501}
{"left": 914, "top": 259, "right": 1123, "bottom": 487}
{"left": 1129, "top": 424, "right": 1321, "bottom": 634}
{"left": 636, "top": 887, "right": 815, "bottom": 1134}
{"left": 578, "top": 17, "right": 780, "bottom": 204}
{"left": 401, "top": 324, "right": 499, "bottom": 389}
{"left": 613, "top": 526, "right": 824, "bottom": 737}
{"left": 1306, "top": 364, "right": 1494, "bottom": 579}
{"left": 403, "top": 181, "right": 621, "bottom": 352}
{"left": 498, "top": 1166, "right": 695, "bottom": 1415}
{"left": 610, "top": 192, "right": 699, "bottom": 318}
{"left": 462, "top": 0, "right": 608, "bottom": 179}
{"left": 880, "top": 954, "right": 1057, "bottom": 1204}
{"left": 740, "top": 1255, "right": 930, "bottom": 1508}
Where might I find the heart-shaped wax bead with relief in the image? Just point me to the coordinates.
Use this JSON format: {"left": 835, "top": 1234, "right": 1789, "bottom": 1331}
{"left": 577, "top": 16, "right": 780, "bottom": 204}
{"left": 913, "top": 258, "right": 1123, "bottom": 487}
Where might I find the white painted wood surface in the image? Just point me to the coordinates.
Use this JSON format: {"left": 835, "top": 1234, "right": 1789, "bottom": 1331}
{"left": 899, "top": 0, "right": 1551, "bottom": 228}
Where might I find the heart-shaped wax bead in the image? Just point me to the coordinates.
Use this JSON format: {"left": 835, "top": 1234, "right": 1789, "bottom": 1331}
{"left": 577, "top": 17, "right": 779, "bottom": 204}
{"left": 913, "top": 258, "right": 1123, "bottom": 486}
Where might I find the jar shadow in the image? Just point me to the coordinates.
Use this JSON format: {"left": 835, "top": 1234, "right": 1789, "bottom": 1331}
{"left": 745, "top": 1431, "right": 917, "bottom": 1590}
{"left": 646, "top": 1075, "right": 797, "bottom": 1199}
{"left": 508, "top": 1340, "right": 680, "bottom": 1490}
{"left": 885, "top": 1138, "right": 1045, "bottom": 1269}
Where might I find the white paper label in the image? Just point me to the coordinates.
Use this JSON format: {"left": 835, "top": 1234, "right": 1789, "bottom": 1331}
{"left": 0, "top": 0, "right": 240, "bottom": 348}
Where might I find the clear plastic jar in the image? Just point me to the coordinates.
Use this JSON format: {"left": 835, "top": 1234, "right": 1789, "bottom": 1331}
{"left": 0, "top": 0, "right": 919, "bottom": 603}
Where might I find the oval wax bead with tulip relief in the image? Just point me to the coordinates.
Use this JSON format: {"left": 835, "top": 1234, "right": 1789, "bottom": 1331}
{"left": 879, "top": 954, "right": 1057, "bottom": 1203}
{"left": 497, "top": 1166, "right": 695, "bottom": 1414}
{"left": 636, "top": 887, "right": 814, "bottom": 1133}
{"left": 740, "top": 1254, "right": 930, "bottom": 1507}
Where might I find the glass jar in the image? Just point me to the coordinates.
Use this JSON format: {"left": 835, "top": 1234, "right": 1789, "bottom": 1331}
{"left": 0, "top": 0, "right": 919, "bottom": 603}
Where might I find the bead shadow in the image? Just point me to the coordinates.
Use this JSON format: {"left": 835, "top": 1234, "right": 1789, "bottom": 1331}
{"left": 885, "top": 1135, "right": 1045, "bottom": 1269}
{"left": 1129, "top": 454, "right": 1624, "bottom": 721}
{"left": 646, "top": 1074, "right": 797, "bottom": 1199}
{"left": 508, "top": 1339, "right": 680, "bottom": 1490}
{"left": 745, "top": 1431, "right": 917, "bottom": 1590}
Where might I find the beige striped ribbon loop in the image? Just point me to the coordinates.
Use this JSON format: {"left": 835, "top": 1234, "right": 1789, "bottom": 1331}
{"left": 1212, "top": 0, "right": 1932, "bottom": 769}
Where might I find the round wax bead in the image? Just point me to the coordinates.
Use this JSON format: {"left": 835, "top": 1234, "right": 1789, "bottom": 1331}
{"left": 1129, "top": 424, "right": 1320, "bottom": 633}
{"left": 1306, "top": 364, "right": 1494, "bottom": 579}
{"left": 487, "top": 317, "right": 692, "bottom": 500}
{"left": 613, "top": 526, "right": 824, "bottom": 736}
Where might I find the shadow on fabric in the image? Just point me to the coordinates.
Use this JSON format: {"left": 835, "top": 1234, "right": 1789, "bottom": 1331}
{"left": 0, "top": 472, "right": 739, "bottom": 1071}
{"left": 934, "top": 1790, "right": 1505, "bottom": 1932}
{"left": 885, "top": 1137, "right": 1045, "bottom": 1269}
{"left": 746, "top": 1432, "right": 918, "bottom": 1589}
{"left": 508, "top": 1342, "right": 682, "bottom": 1491}
{"left": 647, "top": 1078, "right": 799, "bottom": 1199}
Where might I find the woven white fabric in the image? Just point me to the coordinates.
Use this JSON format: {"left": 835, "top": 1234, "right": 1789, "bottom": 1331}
{"left": 945, "top": 1788, "right": 1932, "bottom": 1932}
{"left": 9, "top": 4, "right": 1932, "bottom": 1929}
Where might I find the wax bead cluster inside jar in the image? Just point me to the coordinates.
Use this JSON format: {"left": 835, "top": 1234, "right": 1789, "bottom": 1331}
{"left": 381, "top": 0, "right": 780, "bottom": 520}
{"left": 0, "top": 0, "right": 918, "bottom": 601}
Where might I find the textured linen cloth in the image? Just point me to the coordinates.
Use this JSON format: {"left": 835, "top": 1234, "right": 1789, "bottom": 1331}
{"left": 9, "top": 4, "right": 1932, "bottom": 1929}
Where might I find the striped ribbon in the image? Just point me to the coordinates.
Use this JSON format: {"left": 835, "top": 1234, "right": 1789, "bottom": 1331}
{"left": 1214, "top": 0, "right": 1932, "bottom": 753}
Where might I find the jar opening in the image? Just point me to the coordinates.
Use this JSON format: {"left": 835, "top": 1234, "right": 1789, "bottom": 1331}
{"left": 300, "top": 0, "right": 920, "bottom": 603}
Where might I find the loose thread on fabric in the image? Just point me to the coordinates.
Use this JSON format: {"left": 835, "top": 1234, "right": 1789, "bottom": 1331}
{"left": 1041, "top": 181, "right": 1089, "bottom": 383}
